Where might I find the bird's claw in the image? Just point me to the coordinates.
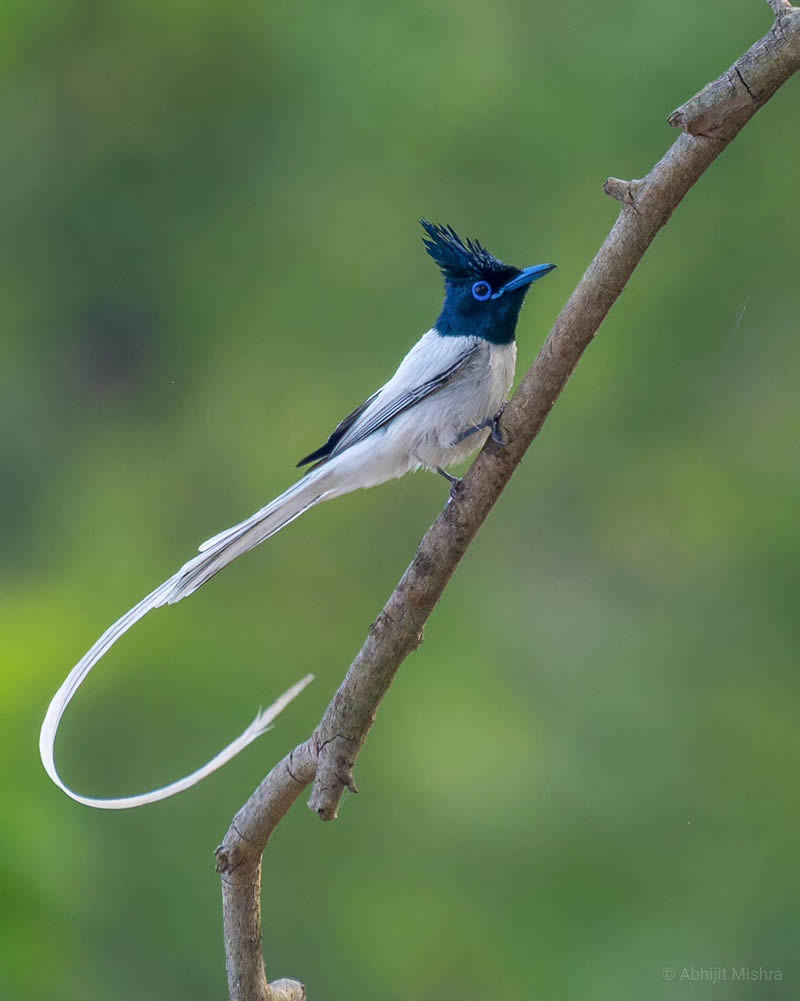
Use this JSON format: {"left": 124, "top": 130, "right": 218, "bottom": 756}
{"left": 490, "top": 423, "right": 507, "bottom": 447}
{"left": 490, "top": 401, "right": 509, "bottom": 447}
{"left": 436, "top": 465, "right": 462, "bottom": 501}
{"left": 454, "top": 401, "right": 510, "bottom": 448}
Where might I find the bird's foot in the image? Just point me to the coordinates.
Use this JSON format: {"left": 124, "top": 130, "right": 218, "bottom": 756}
{"left": 436, "top": 466, "right": 462, "bottom": 500}
{"left": 489, "top": 401, "right": 509, "bottom": 447}
{"left": 453, "top": 402, "right": 510, "bottom": 448}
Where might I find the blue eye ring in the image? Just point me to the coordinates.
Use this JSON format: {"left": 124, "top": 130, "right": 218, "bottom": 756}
{"left": 472, "top": 280, "right": 492, "bottom": 301}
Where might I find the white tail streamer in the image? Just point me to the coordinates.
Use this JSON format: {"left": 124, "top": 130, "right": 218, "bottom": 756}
{"left": 39, "top": 323, "right": 504, "bottom": 809}
{"left": 39, "top": 469, "right": 332, "bottom": 809}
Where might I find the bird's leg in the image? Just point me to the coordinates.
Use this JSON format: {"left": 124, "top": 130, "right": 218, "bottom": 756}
{"left": 412, "top": 451, "right": 463, "bottom": 500}
{"left": 435, "top": 466, "right": 462, "bottom": 500}
{"left": 453, "top": 422, "right": 486, "bottom": 444}
{"left": 453, "top": 401, "right": 510, "bottom": 447}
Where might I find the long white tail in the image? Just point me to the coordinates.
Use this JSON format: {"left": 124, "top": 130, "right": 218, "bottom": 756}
{"left": 40, "top": 467, "right": 334, "bottom": 809}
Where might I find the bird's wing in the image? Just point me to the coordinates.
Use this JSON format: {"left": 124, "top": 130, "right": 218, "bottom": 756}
{"left": 296, "top": 391, "right": 381, "bottom": 467}
{"left": 297, "top": 335, "right": 480, "bottom": 470}
{"left": 328, "top": 337, "right": 480, "bottom": 456}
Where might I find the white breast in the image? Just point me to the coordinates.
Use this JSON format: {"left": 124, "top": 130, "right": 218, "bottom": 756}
{"left": 318, "top": 332, "right": 518, "bottom": 493}
{"left": 395, "top": 335, "right": 517, "bottom": 471}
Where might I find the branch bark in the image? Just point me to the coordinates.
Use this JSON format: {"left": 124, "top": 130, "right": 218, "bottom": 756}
{"left": 216, "top": 4, "right": 800, "bottom": 997}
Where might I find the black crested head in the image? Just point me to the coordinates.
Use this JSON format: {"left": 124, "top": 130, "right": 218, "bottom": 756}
{"left": 419, "top": 220, "right": 555, "bottom": 345}
{"left": 420, "top": 219, "right": 519, "bottom": 287}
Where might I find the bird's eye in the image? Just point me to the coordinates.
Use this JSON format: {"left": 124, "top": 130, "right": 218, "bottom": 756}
{"left": 472, "top": 281, "right": 492, "bottom": 301}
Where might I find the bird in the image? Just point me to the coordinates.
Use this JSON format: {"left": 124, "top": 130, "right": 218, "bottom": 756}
{"left": 40, "top": 220, "right": 556, "bottom": 809}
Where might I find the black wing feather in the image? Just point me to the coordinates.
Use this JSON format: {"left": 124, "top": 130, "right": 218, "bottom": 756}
{"left": 334, "top": 344, "right": 478, "bottom": 454}
{"left": 297, "top": 342, "right": 479, "bottom": 470}
{"left": 296, "top": 390, "right": 380, "bottom": 467}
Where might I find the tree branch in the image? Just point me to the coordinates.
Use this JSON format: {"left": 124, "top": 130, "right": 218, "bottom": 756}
{"left": 216, "top": 742, "right": 316, "bottom": 1001}
{"left": 216, "top": 4, "right": 800, "bottom": 997}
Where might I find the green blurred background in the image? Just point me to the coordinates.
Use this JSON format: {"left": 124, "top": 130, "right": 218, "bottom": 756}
{"left": 2, "top": 1, "right": 799, "bottom": 998}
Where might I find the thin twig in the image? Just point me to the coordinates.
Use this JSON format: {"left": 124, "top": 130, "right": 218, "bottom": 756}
{"left": 216, "top": 4, "right": 800, "bottom": 997}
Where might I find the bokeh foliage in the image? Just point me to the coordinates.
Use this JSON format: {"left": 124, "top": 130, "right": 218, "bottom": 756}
{"left": 2, "top": 1, "right": 799, "bottom": 998}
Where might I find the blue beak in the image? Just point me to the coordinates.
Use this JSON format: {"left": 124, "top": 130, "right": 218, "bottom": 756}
{"left": 496, "top": 263, "right": 557, "bottom": 296}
